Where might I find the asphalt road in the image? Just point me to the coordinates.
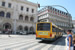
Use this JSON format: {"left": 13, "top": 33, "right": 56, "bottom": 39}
{"left": 0, "top": 35, "right": 67, "bottom": 50}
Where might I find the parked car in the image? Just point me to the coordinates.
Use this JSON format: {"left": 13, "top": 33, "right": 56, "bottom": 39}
{"left": 0, "top": 31, "right": 2, "bottom": 34}
{"left": 27, "top": 31, "right": 35, "bottom": 34}
{"left": 16, "top": 31, "right": 28, "bottom": 35}
{"left": 22, "top": 31, "right": 28, "bottom": 35}
{"left": 2, "top": 30, "right": 9, "bottom": 34}
{"left": 16, "top": 31, "right": 23, "bottom": 35}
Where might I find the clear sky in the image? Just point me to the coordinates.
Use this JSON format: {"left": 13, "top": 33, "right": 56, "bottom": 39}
{"left": 28, "top": 0, "right": 75, "bottom": 20}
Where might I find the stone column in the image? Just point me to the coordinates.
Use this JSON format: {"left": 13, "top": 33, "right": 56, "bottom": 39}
{"left": 4, "top": 11, "right": 7, "bottom": 18}
{"left": 23, "top": 14, "right": 25, "bottom": 21}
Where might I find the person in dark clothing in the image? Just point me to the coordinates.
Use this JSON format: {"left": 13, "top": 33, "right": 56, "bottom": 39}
{"left": 73, "top": 35, "right": 75, "bottom": 50}
{"left": 8, "top": 29, "right": 11, "bottom": 37}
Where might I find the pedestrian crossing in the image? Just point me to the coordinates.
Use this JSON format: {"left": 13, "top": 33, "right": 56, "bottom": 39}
{"left": 0, "top": 36, "right": 66, "bottom": 50}
{"left": 12, "top": 41, "right": 38, "bottom": 50}
{"left": 53, "top": 43, "right": 65, "bottom": 50}
{"left": 41, "top": 45, "right": 52, "bottom": 50}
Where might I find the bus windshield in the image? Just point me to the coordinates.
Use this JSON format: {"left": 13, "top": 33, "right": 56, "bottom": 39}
{"left": 37, "top": 23, "right": 50, "bottom": 31}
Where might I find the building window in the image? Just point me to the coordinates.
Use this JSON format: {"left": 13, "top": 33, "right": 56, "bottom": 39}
{"left": 66, "top": 13, "right": 68, "bottom": 15}
{"left": 32, "top": 9, "right": 34, "bottom": 13}
{"left": 26, "top": 7, "right": 29, "bottom": 12}
{"left": 63, "top": 12, "right": 65, "bottom": 15}
{"left": 50, "top": 7, "right": 52, "bottom": 10}
{"left": 18, "top": 25, "right": 23, "bottom": 31}
{"left": 2, "top": 2, "right": 5, "bottom": 6}
{"left": 30, "top": 17, "right": 34, "bottom": 22}
{"left": 62, "top": 12, "right": 63, "bottom": 14}
{"left": 58, "top": 10, "right": 59, "bottom": 12}
{"left": 21, "top": 6, "right": 23, "bottom": 10}
{"left": 53, "top": 8, "right": 54, "bottom": 10}
{"left": 8, "top": 3, "right": 11, "bottom": 8}
{"left": 0, "top": 11, "right": 5, "bottom": 17}
{"left": 30, "top": 26, "right": 34, "bottom": 32}
{"left": 24, "top": 26, "right": 28, "bottom": 32}
{"left": 19, "top": 15, "right": 23, "bottom": 20}
{"left": 25, "top": 16, "right": 29, "bottom": 21}
{"left": 60, "top": 11, "right": 61, "bottom": 13}
{"left": 55, "top": 9, "right": 57, "bottom": 11}
{"left": 6, "top": 12, "right": 11, "bottom": 18}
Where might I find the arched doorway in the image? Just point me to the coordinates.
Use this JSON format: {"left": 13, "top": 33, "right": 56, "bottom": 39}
{"left": 30, "top": 26, "right": 34, "bottom": 34}
{"left": 3, "top": 23, "right": 11, "bottom": 29}
{"left": 30, "top": 26, "right": 34, "bottom": 32}
{"left": 17, "top": 25, "right": 23, "bottom": 31}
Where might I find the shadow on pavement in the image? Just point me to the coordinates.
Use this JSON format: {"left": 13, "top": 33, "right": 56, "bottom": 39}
{"left": 38, "top": 36, "right": 66, "bottom": 46}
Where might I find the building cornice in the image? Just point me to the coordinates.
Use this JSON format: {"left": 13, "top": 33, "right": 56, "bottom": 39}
{"left": 12, "top": 0, "right": 37, "bottom": 7}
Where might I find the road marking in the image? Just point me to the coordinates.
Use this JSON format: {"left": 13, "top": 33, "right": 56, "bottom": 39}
{"left": 53, "top": 45, "right": 61, "bottom": 50}
{"left": 53, "top": 42, "right": 64, "bottom": 50}
{"left": 12, "top": 42, "right": 38, "bottom": 50}
{"left": 0, "top": 39, "right": 36, "bottom": 49}
{"left": 28, "top": 44, "right": 45, "bottom": 50}
{"left": 0, "top": 40, "right": 32, "bottom": 47}
{"left": 0, "top": 39, "right": 34, "bottom": 46}
{"left": 41, "top": 44, "right": 52, "bottom": 50}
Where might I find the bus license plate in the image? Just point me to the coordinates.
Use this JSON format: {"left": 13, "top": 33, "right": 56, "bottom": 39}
{"left": 39, "top": 32, "right": 48, "bottom": 35}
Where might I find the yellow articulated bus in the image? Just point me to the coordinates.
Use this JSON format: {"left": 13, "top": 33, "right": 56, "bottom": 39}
{"left": 36, "top": 22, "right": 63, "bottom": 41}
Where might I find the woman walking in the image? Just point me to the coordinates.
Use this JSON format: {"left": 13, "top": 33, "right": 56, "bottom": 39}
{"left": 66, "top": 30, "right": 73, "bottom": 50}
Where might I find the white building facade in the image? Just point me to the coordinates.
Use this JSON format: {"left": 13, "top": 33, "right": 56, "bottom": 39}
{"left": 38, "top": 6, "right": 73, "bottom": 31}
{"left": 72, "top": 20, "right": 75, "bottom": 31}
{"left": 0, "top": 0, "right": 38, "bottom": 34}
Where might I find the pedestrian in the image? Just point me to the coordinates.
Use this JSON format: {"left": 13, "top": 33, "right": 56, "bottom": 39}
{"left": 8, "top": 28, "right": 11, "bottom": 37}
{"left": 66, "top": 30, "right": 73, "bottom": 50}
{"left": 73, "top": 35, "right": 75, "bottom": 50}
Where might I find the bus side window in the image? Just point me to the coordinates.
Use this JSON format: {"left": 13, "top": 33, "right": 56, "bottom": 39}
{"left": 52, "top": 26, "right": 56, "bottom": 32}
{"left": 56, "top": 28, "right": 59, "bottom": 34}
{"left": 56, "top": 28, "right": 58, "bottom": 32}
{"left": 59, "top": 29, "right": 60, "bottom": 32}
